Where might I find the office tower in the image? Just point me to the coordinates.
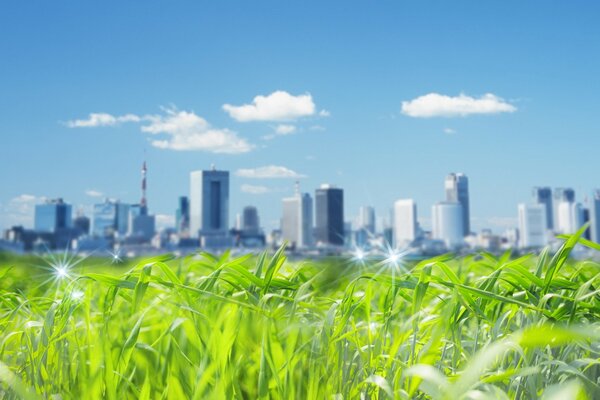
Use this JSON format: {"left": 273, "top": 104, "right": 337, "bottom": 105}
{"left": 315, "top": 184, "right": 344, "bottom": 246}
{"left": 242, "top": 206, "right": 260, "bottom": 235}
{"left": 445, "top": 173, "right": 470, "bottom": 235}
{"left": 393, "top": 199, "right": 417, "bottom": 248}
{"left": 281, "top": 184, "right": 313, "bottom": 248}
{"left": 590, "top": 190, "right": 600, "bottom": 244}
{"left": 557, "top": 201, "right": 584, "bottom": 234}
{"left": 34, "top": 198, "right": 72, "bottom": 233}
{"left": 357, "top": 206, "right": 376, "bottom": 234}
{"left": 582, "top": 207, "right": 591, "bottom": 240}
{"left": 555, "top": 187, "right": 575, "bottom": 233}
{"left": 432, "top": 202, "right": 464, "bottom": 249}
{"left": 176, "top": 196, "right": 190, "bottom": 234}
{"left": 190, "top": 166, "right": 230, "bottom": 239}
{"left": 93, "top": 199, "right": 130, "bottom": 237}
{"left": 532, "top": 187, "right": 553, "bottom": 230}
{"left": 73, "top": 211, "right": 90, "bottom": 236}
{"left": 518, "top": 203, "right": 548, "bottom": 248}
{"left": 555, "top": 187, "right": 576, "bottom": 203}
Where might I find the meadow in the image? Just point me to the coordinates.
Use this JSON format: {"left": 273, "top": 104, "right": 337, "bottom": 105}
{"left": 0, "top": 228, "right": 599, "bottom": 399}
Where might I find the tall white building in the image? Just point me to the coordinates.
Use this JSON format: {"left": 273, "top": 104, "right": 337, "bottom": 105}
{"left": 190, "top": 167, "right": 229, "bottom": 239}
{"left": 432, "top": 202, "right": 463, "bottom": 249}
{"left": 557, "top": 201, "right": 584, "bottom": 234}
{"left": 518, "top": 203, "right": 548, "bottom": 248}
{"left": 281, "top": 186, "right": 313, "bottom": 248}
{"left": 393, "top": 199, "right": 417, "bottom": 248}
{"left": 357, "top": 206, "right": 376, "bottom": 234}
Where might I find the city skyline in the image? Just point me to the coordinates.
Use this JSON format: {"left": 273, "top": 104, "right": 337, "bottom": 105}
{"left": 2, "top": 2, "right": 600, "bottom": 233}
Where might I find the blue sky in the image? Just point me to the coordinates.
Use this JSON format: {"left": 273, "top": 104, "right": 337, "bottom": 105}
{"left": 1, "top": 1, "right": 599, "bottom": 232}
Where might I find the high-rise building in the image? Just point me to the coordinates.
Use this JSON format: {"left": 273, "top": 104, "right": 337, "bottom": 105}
{"left": 518, "top": 203, "right": 548, "bottom": 248}
{"left": 555, "top": 187, "right": 576, "bottom": 203}
{"left": 73, "top": 211, "right": 90, "bottom": 236}
{"left": 445, "top": 173, "right": 470, "bottom": 235}
{"left": 242, "top": 206, "right": 260, "bottom": 235}
{"left": 590, "top": 190, "right": 600, "bottom": 244}
{"left": 357, "top": 206, "right": 376, "bottom": 234}
{"left": 532, "top": 187, "right": 553, "bottom": 230}
{"left": 190, "top": 166, "right": 230, "bottom": 241}
{"left": 92, "top": 199, "right": 129, "bottom": 238}
{"left": 176, "top": 196, "right": 190, "bottom": 234}
{"left": 557, "top": 201, "right": 584, "bottom": 234}
{"left": 281, "top": 185, "right": 313, "bottom": 248}
{"left": 432, "top": 202, "right": 463, "bottom": 249}
{"left": 393, "top": 199, "right": 417, "bottom": 248}
{"left": 315, "top": 184, "right": 344, "bottom": 246}
{"left": 34, "top": 198, "right": 72, "bottom": 233}
{"left": 582, "top": 207, "right": 591, "bottom": 240}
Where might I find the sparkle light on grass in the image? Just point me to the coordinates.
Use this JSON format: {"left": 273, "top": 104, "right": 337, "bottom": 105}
{"left": 0, "top": 226, "right": 598, "bottom": 399}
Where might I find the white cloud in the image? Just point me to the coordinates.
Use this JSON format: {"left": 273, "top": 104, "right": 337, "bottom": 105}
{"left": 319, "top": 109, "right": 331, "bottom": 117}
{"left": 262, "top": 124, "right": 297, "bottom": 141}
{"left": 235, "top": 165, "right": 306, "bottom": 179}
{"left": 85, "top": 189, "right": 104, "bottom": 198}
{"left": 66, "top": 113, "right": 141, "bottom": 127}
{"left": 275, "top": 124, "right": 296, "bottom": 135}
{"left": 443, "top": 128, "right": 457, "bottom": 134}
{"left": 0, "top": 194, "right": 44, "bottom": 228}
{"left": 223, "top": 91, "right": 316, "bottom": 122}
{"left": 144, "top": 109, "right": 252, "bottom": 153}
{"left": 401, "top": 93, "right": 517, "bottom": 118}
{"left": 241, "top": 184, "right": 271, "bottom": 194}
{"left": 67, "top": 108, "right": 254, "bottom": 154}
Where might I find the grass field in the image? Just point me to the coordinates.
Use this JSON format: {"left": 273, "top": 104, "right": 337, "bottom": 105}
{"left": 1, "top": 228, "right": 599, "bottom": 399}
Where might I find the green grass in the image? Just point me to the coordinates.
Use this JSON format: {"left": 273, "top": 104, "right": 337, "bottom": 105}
{"left": 1, "top": 228, "right": 599, "bottom": 399}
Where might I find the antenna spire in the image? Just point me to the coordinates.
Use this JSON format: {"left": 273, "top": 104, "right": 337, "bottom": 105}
{"left": 140, "top": 159, "right": 148, "bottom": 212}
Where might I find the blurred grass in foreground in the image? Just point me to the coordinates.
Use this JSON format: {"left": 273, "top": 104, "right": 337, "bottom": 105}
{"left": 1, "top": 227, "right": 599, "bottom": 399}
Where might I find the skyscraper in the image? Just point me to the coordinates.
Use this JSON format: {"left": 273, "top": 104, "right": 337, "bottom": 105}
{"left": 34, "top": 198, "right": 72, "bottom": 233}
{"left": 445, "top": 173, "right": 470, "bottom": 236}
{"left": 532, "top": 187, "right": 553, "bottom": 230}
{"left": 555, "top": 187, "right": 576, "bottom": 203}
{"left": 190, "top": 166, "right": 229, "bottom": 239}
{"left": 393, "top": 199, "right": 417, "bottom": 248}
{"left": 590, "top": 190, "right": 600, "bottom": 244}
{"left": 518, "top": 203, "right": 548, "bottom": 248}
{"left": 357, "top": 206, "right": 376, "bottom": 234}
{"left": 176, "top": 196, "right": 190, "bottom": 234}
{"left": 432, "top": 202, "right": 463, "bottom": 249}
{"left": 281, "top": 185, "right": 313, "bottom": 248}
{"left": 92, "top": 199, "right": 129, "bottom": 238}
{"left": 242, "top": 206, "right": 260, "bottom": 235}
{"left": 557, "top": 201, "right": 584, "bottom": 234}
{"left": 315, "top": 184, "right": 344, "bottom": 246}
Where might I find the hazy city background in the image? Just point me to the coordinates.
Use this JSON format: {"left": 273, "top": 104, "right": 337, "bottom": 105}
{"left": 1, "top": 2, "right": 599, "bottom": 256}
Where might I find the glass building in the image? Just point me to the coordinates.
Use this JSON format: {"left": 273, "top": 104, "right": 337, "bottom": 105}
{"left": 34, "top": 198, "right": 72, "bottom": 233}
{"left": 189, "top": 167, "right": 230, "bottom": 238}
{"left": 176, "top": 196, "right": 190, "bottom": 234}
{"left": 432, "top": 201, "right": 463, "bottom": 249}
{"left": 315, "top": 184, "right": 344, "bottom": 246}
{"left": 92, "top": 200, "right": 129, "bottom": 238}
{"left": 445, "top": 173, "right": 470, "bottom": 236}
{"left": 242, "top": 206, "right": 260, "bottom": 235}
{"left": 532, "top": 187, "right": 553, "bottom": 230}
